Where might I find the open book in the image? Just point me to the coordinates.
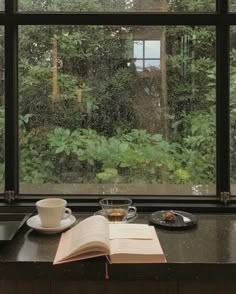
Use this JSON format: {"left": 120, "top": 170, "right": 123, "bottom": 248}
{"left": 54, "top": 215, "right": 166, "bottom": 264}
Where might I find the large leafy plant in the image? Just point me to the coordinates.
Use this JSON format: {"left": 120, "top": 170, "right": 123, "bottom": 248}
{"left": 47, "top": 127, "right": 179, "bottom": 184}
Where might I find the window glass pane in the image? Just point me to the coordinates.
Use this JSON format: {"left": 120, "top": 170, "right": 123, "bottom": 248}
{"left": 134, "top": 60, "right": 144, "bottom": 72}
{"left": 134, "top": 41, "right": 143, "bottom": 59}
{"left": 0, "top": 27, "right": 4, "bottom": 193}
{"left": 145, "top": 59, "right": 160, "bottom": 69}
{"left": 145, "top": 41, "right": 161, "bottom": 59}
{"left": 0, "top": 0, "right": 4, "bottom": 11}
{"left": 19, "top": 26, "right": 216, "bottom": 196}
{"left": 19, "top": 0, "right": 215, "bottom": 12}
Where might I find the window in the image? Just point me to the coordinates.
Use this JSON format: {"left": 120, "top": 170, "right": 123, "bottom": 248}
{"left": 18, "top": 25, "right": 215, "bottom": 196}
{"left": 133, "top": 40, "right": 161, "bottom": 71}
{"left": 1, "top": 0, "right": 234, "bottom": 207}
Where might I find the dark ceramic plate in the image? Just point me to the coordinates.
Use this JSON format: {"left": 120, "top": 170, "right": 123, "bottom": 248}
{"left": 0, "top": 213, "right": 30, "bottom": 243}
{"left": 149, "top": 210, "right": 198, "bottom": 230}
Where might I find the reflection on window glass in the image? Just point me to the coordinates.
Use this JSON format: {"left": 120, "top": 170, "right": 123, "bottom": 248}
{"left": 18, "top": 0, "right": 215, "bottom": 12}
{"left": 0, "top": 27, "right": 4, "bottom": 193}
{"left": 19, "top": 25, "right": 216, "bottom": 195}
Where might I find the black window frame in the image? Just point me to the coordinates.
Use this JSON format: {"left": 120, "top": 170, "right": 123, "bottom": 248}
{"left": 0, "top": 0, "right": 236, "bottom": 211}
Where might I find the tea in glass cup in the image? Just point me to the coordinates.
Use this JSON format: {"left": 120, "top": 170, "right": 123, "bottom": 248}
{"left": 99, "top": 197, "right": 137, "bottom": 223}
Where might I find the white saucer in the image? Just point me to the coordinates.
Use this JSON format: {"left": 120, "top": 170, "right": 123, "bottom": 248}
{"left": 26, "top": 214, "right": 76, "bottom": 234}
{"left": 94, "top": 210, "right": 137, "bottom": 223}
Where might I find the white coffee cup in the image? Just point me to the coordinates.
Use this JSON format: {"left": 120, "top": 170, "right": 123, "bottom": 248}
{"left": 36, "top": 198, "right": 72, "bottom": 228}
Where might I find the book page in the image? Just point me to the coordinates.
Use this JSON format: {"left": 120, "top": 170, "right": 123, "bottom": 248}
{"left": 109, "top": 224, "right": 153, "bottom": 239}
{"left": 54, "top": 215, "right": 110, "bottom": 263}
{"left": 54, "top": 251, "right": 106, "bottom": 265}
{"left": 109, "top": 226, "right": 166, "bottom": 263}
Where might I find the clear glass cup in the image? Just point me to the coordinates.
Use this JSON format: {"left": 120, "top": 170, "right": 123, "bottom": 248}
{"left": 99, "top": 197, "right": 137, "bottom": 223}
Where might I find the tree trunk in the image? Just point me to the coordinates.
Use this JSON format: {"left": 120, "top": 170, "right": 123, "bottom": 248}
{"left": 160, "top": 0, "right": 168, "bottom": 139}
{"left": 52, "top": 35, "right": 60, "bottom": 102}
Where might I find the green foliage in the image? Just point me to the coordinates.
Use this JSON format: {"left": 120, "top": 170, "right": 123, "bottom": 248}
{"left": 96, "top": 168, "right": 118, "bottom": 182}
{"left": 46, "top": 127, "right": 179, "bottom": 184}
{"left": 230, "top": 0, "right": 236, "bottom": 11}
{"left": 179, "top": 111, "right": 215, "bottom": 183}
{"left": 170, "top": 0, "right": 215, "bottom": 12}
{"left": 167, "top": 26, "right": 215, "bottom": 118}
{"left": 18, "top": 0, "right": 102, "bottom": 11}
{"left": 18, "top": 0, "right": 215, "bottom": 12}
{"left": 20, "top": 128, "right": 56, "bottom": 184}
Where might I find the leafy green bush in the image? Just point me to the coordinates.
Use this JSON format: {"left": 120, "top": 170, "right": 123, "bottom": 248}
{"left": 178, "top": 111, "right": 215, "bottom": 183}
{"left": 20, "top": 117, "right": 56, "bottom": 184}
{"left": 46, "top": 127, "right": 178, "bottom": 183}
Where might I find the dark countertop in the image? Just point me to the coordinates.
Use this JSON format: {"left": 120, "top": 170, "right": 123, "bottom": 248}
{"left": 0, "top": 212, "right": 236, "bottom": 281}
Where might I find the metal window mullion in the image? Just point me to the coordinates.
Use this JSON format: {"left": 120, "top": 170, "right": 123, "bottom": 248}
{"left": 15, "top": 13, "right": 218, "bottom": 26}
{"left": 143, "top": 40, "right": 145, "bottom": 71}
{"left": 5, "top": 0, "right": 18, "bottom": 198}
{"left": 216, "top": 0, "right": 230, "bottom": 200}
{"left": 217, "top": 0, "right": 227, "bottom": 13}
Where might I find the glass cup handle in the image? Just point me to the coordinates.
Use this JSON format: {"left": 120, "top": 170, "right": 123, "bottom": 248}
{"left": 127, "top": 206, "right": 137, "bottom": 219}
{"left": 63, "top": 208, "right": 72, "bottom": 220}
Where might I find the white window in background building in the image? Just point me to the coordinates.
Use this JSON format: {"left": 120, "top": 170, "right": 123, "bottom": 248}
{"left": 133, "top": 40, "right": 161, "bottom": 71}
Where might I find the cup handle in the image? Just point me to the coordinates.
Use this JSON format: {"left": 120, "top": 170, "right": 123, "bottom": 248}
{"left": 63, "top": 208, "right": 72, "bottom": 220}
{"left": 127, "top": 206, "right": 137, "bottom": 219}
